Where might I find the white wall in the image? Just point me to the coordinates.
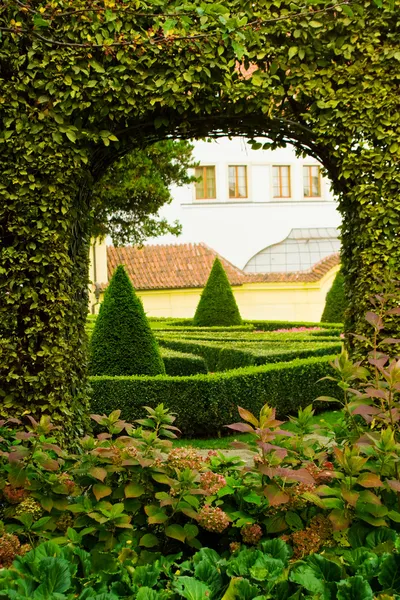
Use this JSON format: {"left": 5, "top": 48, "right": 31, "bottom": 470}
{"left": 147, "top": 138, "right": 341, "bottom": 269}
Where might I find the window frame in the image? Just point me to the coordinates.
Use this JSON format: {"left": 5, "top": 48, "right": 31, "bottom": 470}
{"left": 228, "top": 165, "right": 248, "bottom": 200}
{"left": 272, "top": 165, "right": 291, "bottom": 199}
{"left": 303, "top": 165, "right": 322, "bottom": 198}
{"left": 194, "top": 165, "right": 217, "bottom": 200}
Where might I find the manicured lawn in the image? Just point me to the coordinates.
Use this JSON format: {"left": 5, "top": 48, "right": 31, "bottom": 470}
{"left": 173, "top": 409, "right": 341, "bottom": 449}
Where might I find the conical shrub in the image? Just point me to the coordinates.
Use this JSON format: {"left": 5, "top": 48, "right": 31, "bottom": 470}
{"left": 321, "top": 270, "right": 346, "bottom": 323}
{"left": 89, "top": 265, "right": 165, "bottom": 376}
{"left": 193, "top": 258, "right": 242, "bottom": 326}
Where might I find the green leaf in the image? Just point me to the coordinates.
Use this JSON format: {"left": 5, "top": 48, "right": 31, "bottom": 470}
{"left": 90, "top": 61, "right": 105, "bottom": 73}
{"left": 66, "top": 130, "right": 77, "bottom": 143}
{"left": 33, "top": 15, "right": 50, "bottom": 28}
{"left": 288, "top": 47, "right": 298, "bottom": 59}
{"left": 39, "top": 557, "right": 72, "bottom": 595}
{"left": 378, "top": 554, "right": 400, "bottom": 592}
{"left": 125, "top": 482, "right": 145, "bottom": 498}
{"left": 173, "top": 576, "right": 211, "bottom": 600}
{"left": 337, "top": 576, "right": 373, "bottom": 600}
{"left": 139, "top": 534, "right": 159, "bottom": 548}
{"left": 165, "top": 524, "right": 186, "bottom": 542}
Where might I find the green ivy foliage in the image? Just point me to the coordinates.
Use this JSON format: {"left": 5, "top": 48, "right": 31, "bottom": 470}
{"left": 89, "top": 265, "right": 165, "bottom": 377}
{"left": 321, "top": 271, "right": 346, "bottom": 324}
{"left": 1, "top": 0, "right": 399, "bottom": 429}
{"left": 193, "top": 258, "right": 242, "bottom": 327}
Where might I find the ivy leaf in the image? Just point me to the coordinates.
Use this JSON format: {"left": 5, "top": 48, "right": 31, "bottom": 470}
{"left": 65, "top": 130, "right": 76, "bottom": 144}
{"left": 33, "top": 15, "right": 50, "bottom": 28}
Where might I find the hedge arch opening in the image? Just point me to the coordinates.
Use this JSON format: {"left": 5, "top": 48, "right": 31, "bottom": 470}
{"left": 1, "top": 0, "right": 399, "bottom": 434}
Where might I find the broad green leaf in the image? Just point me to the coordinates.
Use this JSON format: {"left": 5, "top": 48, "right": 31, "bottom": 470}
{"left": 125, "top": 482, "right": 145, "bottom": 498}
{"left": 165, "top": 524, "right": 186, "bottom": 542}
{"left": 139, "top": 534, "right": 159, "bottom": 548}
{"left": 337, "top": 576, "right": 373, "bottom": 600}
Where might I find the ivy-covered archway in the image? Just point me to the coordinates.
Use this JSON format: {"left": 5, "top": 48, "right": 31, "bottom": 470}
{"left": 1, "top": 0, "right": 399, "bottom": 435}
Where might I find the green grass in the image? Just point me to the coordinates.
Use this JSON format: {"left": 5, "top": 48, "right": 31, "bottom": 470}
{"left": 172, "top": 410, "right": 341, "bottom": 449}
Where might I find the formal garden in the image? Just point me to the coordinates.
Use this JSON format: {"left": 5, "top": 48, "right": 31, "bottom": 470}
{"left": 2, "top": 0, "right": 400, "bottom": 597}
{"left": 2, "top": 257, "right": 400, "bottom": 599}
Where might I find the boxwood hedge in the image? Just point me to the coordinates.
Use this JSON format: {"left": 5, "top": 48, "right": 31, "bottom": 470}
{"left": 158, "top": 337, "right": 341, "bottom": 371}
{"left": 161, "top": 348, "right": 207, "bottom": 376}
{"left": 89, "top": 355, "right": 338, "bottom": 437}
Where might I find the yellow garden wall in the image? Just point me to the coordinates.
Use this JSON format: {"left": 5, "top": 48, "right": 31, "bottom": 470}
{"left": 134, "top": 265, "right": 339, "bottom": 322}
{"left": 88, "top": 240, "right": 339, "bottom": 322}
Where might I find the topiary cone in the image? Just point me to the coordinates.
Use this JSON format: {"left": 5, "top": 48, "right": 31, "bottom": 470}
{"left": 321, "top": 270, "right": 346, "bottom": 323}
{"left": 89, "top": 264, "right": 165, "bottom": 376}
{"left": 193, "top": 258, "right": 242, "bottom": 327}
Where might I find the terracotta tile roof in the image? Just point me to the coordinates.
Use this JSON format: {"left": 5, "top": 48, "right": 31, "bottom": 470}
{"left": 106, "top": 244, "right": 340, "bottom": 291}
{"left": 245, "top": 253, "right": 340, "bottom": 284}
{"left": 107, "top": 243, "right": 246, "bottom": 290}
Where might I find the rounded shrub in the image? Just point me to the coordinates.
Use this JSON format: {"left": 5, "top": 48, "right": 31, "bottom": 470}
{"left": 321, "top": 271, "right": 346, "bottom": 323}
{"left": 193, "top": 258, "right": 242, "bottom": 327}
{"left": 89, "top": 265, "right": 165, "bottom": 376}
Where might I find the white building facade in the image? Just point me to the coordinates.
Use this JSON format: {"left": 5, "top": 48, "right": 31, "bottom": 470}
{"left": 149, "top": 137, "right": 341, "bottom": 271}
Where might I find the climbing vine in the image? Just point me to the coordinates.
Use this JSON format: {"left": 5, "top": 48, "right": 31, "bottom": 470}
{"left": 1, "top": 0, "right": 399, "bottom": 433}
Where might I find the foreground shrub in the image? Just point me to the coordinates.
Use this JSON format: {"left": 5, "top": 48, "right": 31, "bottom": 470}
{"left": 90, "top": 265, "right": 165, "bottom": 376}
{"left": 3, "top": 534, "right": 400, "bottom": 599}
{"left": 193, "top": 257, "right": 242, "bottom": 327}
{"left": 321, "top": 270, "right": 346, "bottom": 323}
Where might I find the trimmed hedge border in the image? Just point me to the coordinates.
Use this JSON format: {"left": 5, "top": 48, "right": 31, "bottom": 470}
{"left": 161, "top": 348, "right": 207, "bottom": 376}
{"left": 89, "top": 355, "right": 339, "bottom": 437}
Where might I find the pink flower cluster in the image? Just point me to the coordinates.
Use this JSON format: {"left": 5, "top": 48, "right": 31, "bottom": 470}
{"left": 167, "top": 447, "right": 204, "bottom": 471}
{"left": 198, "top": 505, "right": 230, "bottom": 533}
{"left": 274, "top": 327, "right": 323, "bottom": 333}
{"left": 241, "top": 523, "right": 263, "bottom": 545}
{"left": 200, "top": 471, "right": 227, "bottom": 495}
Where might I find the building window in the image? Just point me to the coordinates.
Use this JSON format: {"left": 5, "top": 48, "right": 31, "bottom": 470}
{"left": 303, "top": 165, "right": 321, "bottom": 197}
{"left": 195, "top": 166, "right": 216, "bottom": 200}
{"left": 272, "top": 165, "right": 291, "bottom": 198}
{"left": 228, "top": 165, "right": 248, "bottom": 199}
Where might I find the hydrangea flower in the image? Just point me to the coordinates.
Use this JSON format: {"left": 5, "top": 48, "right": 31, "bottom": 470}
{"left": 198, "top": 505, "right": 230, "bottom": 533}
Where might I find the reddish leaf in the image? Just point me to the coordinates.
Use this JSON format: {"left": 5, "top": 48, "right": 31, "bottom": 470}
{"left": 264, "top": 484, "right": 289, "bottom": 506}
{"left": 237, "top": 406, "right": 259, "bottom": 427}
{"left": 42, "top": 443, "right": 64, "bottom": 456}
{"left": 38, "top": 457, "right": 59, "bottom": 472}
{"left": 329, "top": 509, "right": 350, "bottom": 531}
{"left": 97, "top": 433, "right": 112, "bottom": 440}
{"left": 225, "top": 423, "right": 254, "bottom": 433}
{"left": 357, "top": 473, "right": 384, "bottom": 488}
{"left": 364, "top": 388, "right": 387, "bottom": 400}
{"left": 381, "top": 338, "right": 400, "bottom": 344}
{"left": 387, "top": 307, "right": 400, "bottom": 315}
{"left": 92, "top": 483, "right": 112, "bottom": 501}
{"left": 15, "top": 431, "right": 34, "bottom": 440}
{"left": 365, "top": 311, "right": 383, "bottom": 331}
{"left": 368, "top": 357, "right": 389, "bottom": 368}
{"left": 25, "top": 415, "right": 39, "bottom": 428}
{"left": 341, "top": 489, "right": 359, "bottom": 507}
{"left": 258, "top": 466, "right": 315, "bottom": 484}
{"left": 89, "top": 467, "right": 108, "bottom": 482}
{"left": 387, "top": 480, "right": 400, "bottom": 492}
{"left": 230, "top": 441, "right": 250, "bottom": 450}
